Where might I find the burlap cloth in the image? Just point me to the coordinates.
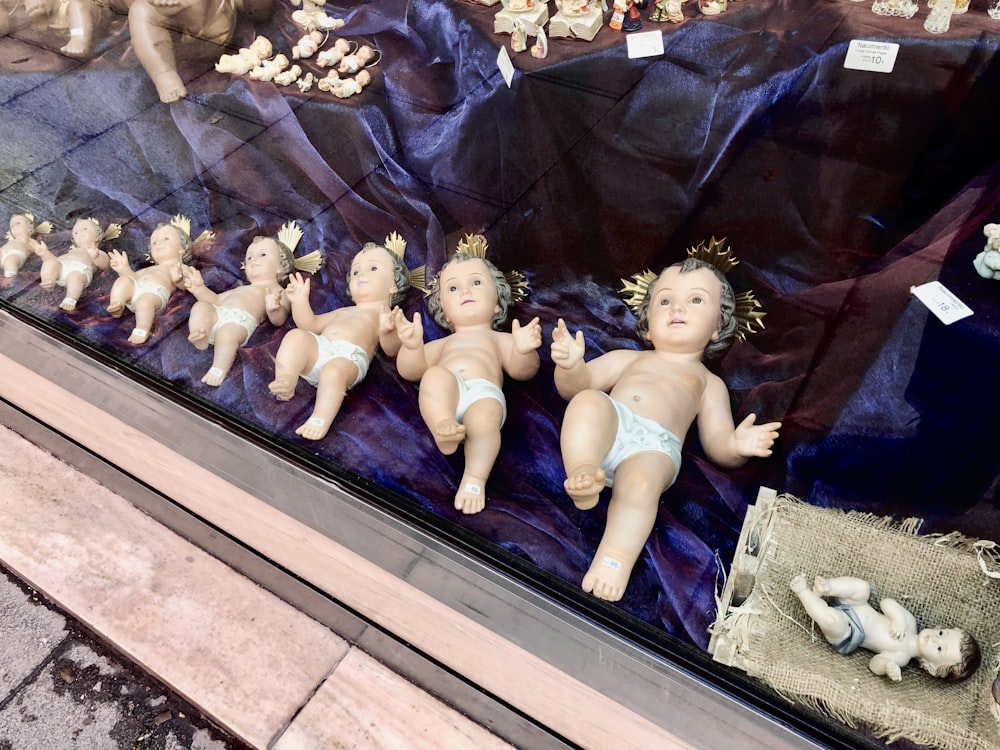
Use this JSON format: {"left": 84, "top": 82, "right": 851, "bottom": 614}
{"left": 714, "top": 495, "right": 1000, "bottom": 750}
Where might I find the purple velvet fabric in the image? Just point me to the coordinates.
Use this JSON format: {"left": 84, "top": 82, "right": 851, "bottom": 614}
{"left": 2, "top": 0, "right": 1000, "bottom": 664}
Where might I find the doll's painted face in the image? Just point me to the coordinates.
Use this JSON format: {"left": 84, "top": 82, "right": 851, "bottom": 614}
{"left": 148, "top": 225, "right": 185, "bottom": 265}
{"left": 72, "top": 219, "right": 100, "bottom": 248}
{"left": 437, "top": 257, "right": 500, "bottom": 328}
{"left": 917, "top": 628, "right": 965, "bottom": 673}
{"left": 243, "top": 237, "right": 282, "bottom": 284}
{"left": 645, "top": 265, "right": 723, "bottom": 353}
{"left": 8, "top": 214, "right": 31, "bottom": 239}
{"left": 348, "top": 245, "right": 397, "bottom": 304}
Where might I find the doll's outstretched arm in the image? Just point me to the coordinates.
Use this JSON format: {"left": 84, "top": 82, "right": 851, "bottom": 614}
{"left": 698, "top": 374, "right": 780, "bottom": 468}
{"left": 551, "top": 318, "right": 590, "bottom": 397}
{"left": 108, "top": 249, "right": 134, "bottom": 278}
{"left": 33, "top": 240, "right": 55, "bottom": 262}
{"left": 285, "top": 273, "right": 325, "bottom": 331}
{"left": 265, "top": 287, "right": 289, "bottom": 326}
{"left": 869, "top": 653, "right": 903, "bottom": 682}
{"left": 181, "top": 265, "right": 218, "bottom": 302}
{"left": 393, "top": 308, "right": 429, "bottom": 381}
{"left": 504, "top": 316, "right": 542, "bottom": 381}
{"left": 379, "top": 305, "right": 402, "bottom": 357}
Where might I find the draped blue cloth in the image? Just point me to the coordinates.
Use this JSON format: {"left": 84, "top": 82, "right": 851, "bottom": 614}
{"left": 2, "top": 0, "right": 999, "bottom": 662}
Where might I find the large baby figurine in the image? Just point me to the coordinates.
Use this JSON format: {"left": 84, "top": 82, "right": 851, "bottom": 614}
{"left": 268, "top": 232, "right": 414, "bottom": 441}
{"left": 37, "top": 217, "right": 120, "bottom": 311}
{"left": 551, "top": 242, "right": 779, "bottom": 602}
{"left": 1, "top": 213, "right": 50, "bottom": 280}
{"left": 107, "top": 214, "right": 211, "bottom": 345}
{"left": 184, "top": 222, "right": 322, "bottom": 386}
{"left": 790, "top": 574, "right": 980, "bottom": 682}
{"left": 394, "top": 234, "right": 542, "bottom": 515}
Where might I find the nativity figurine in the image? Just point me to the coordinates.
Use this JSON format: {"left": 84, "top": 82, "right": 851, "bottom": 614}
{"left": 337, "top": 45, "right": 379, "bottom": 75}
{"left": 183, "top": 222, "right": 321, "bottom": 386}
{"left": 37, "top": 217, "right": 120, "bottom": 311}
{"left": 315, "top": 38, "right": 353, "bottom": 68}
{"left": 790, "top": 574, "right": 981, "bottom": 682}
{"left": 551, "top": 241, "right": 777, "bottom": 602}
{"left": 394, "top": 234, "right": 541, "bottom": 515}
{"left": 1, "top": 213, "right": 50, "bottom": 280}
{"left": 290, "top": 0, "right": 344, "bottom": 32}
{"left": 326, "top": 70, "right": 370, "bottom": 98}
{"left": 292, "top": 30, "right": 324, "bottom": 59}
{"left": 973, "top": 223, "right": 1000, "bottom": 281}
{"left": 268, "top": 232, "right": 416, "bottom": 441}
{"left": 215, "top": 35, "right": 274, "bottom": 75}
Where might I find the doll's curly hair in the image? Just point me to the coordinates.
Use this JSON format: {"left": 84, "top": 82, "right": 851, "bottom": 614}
{"left": 426, "top": 252, "right": 512, "bottom": 331}
{"left": 920, "top": 631, "right": 982, "bottom": 682}
{"left": 151, "top": 222, "right": 194, "bottom": 264}
{"left": 634, "top": 257, "right": 737, "bottom": 359}
{"left": 345, "top": 241, "right": 411, "bottom": 308}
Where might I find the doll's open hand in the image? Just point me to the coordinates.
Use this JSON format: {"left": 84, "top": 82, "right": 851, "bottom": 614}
{"left": 512, "top": 316, "right": 542, "bottom": 354}
{"left": 379, "top": 305, "right": 397, "bottom": 337}
{"left": 265, "top": 288, "right": 282, "bottom": 312}
{"left": 181, "top": 264, "right": 204, "bottom": 288}
{"left": 550, "top": 318, "right": 585, "bottom": 369}
{"left": 285, "top": 273, "right": 310, "bottom": 304}
{"left": 108, "top": 249, "right": 131, "bottom": 274}
{"left": 734, "top": 413, "right": 781, "bottom": 458}
{"left": 169, "top": 263, "right": 187, "bottom": 285}
{"left": 393, "top": 308, "right": 423, "bottom": 349}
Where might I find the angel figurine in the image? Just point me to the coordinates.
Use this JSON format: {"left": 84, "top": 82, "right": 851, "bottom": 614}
{"left": 551, "top": 239, "right": 779, "bottom": 602}
{"left": 268, "top": 231, "right": 419, "bottom": 440}
{"left": 1, "top": 213, "right": 51, "bottom": 280}
{"left": 184, "top": 222, "right": 322, "bottom": 386}
{"left": 107, "top": 214, "right": 211, "bottom": 345}
{"left": 394, "top": 234, "right": 541, "bottom": 515}
{"left": 37, "top": 217, "right": 120, "bottom": 311}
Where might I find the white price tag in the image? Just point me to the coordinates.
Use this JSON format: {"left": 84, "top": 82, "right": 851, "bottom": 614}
{"left": 497, "top": 45, "right": 515, "bottom": 88}
{"left": 626, "top": 30, "right": 664, "bottom": 59}
{"left": 844, "top": 40, "right": 899, "bottom": 73}
{"left": 910, "top": 281, "right": 973, "bottom": 325}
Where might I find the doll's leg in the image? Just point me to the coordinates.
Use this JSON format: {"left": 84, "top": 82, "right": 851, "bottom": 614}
{"left": 60, "top": 271, "right": 88, "bottom": 310}
{"left": 107, "top": 277, "right": 135, "bottom": 316}
{"left": 811, "top": 576, "right": 871, "bottom": 607}
{"left": 2, "top": 254, "right": 23, "bottom": 278}
{"left": 268, "top": 328, "right": 317, "bottom": 400}
{"left": 417, "top": 366, "right": 464, "bottom": 455}
{"left": 61, "top": 0, "right": 94, "bottom": 57}
{"left": 790, "top": 574, "right": 853, "bottom": 643}
{"left": 128, "top": 0, "right": 187, "bottom": 103}
{"left": 39, "top": 258, "right": 60, "bottom": 290}
{"left": 582, "top": 452, "right": 673, "bottom": 602}
{"left": 187, "top": 300, "right": 218, "bottom": 350}
{"left": 295, "top": 358, "right": 358, "bottom": 440}
{"left": 560, "top": 389, "right": 617, "bottom": 510}
{"left": 201, "top": 323, "right": 245, "bottom": 386}
{"left": 128, "top": 294, "right": 161, "bottom": 344}
{"left": 453, "top": 398, "right": 504, "bottom": 514}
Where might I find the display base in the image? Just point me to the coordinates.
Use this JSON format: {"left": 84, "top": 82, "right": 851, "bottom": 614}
{"left": 548, "top": 8, "right": 603, "bottom": 40}
{"left": 494, "top": 6, "right": 550, "bottom": 35}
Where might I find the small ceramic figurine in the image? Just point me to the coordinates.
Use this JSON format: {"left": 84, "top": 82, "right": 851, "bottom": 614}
{"left": 184, "top": 222, "right": 322, "bottom": 386}
{"left": 394, "top": 234, "right": 541, "bottom": 515}
{"left": 37, "top": 217, "right": 121, "bottom": 311}
{"left": 274, "top": 64, "right": 303, "bottom": 86}
{"left": 327, "top": 70, "right": 371, "bottom": 98}
{"left": 107, "top": 215, "right": 210, "bottom": 345}
{"left": 790, "top": 574, "right": 981, "bottom": 682}
{"left": 292, "top": 30, "right": 324, "bottom": 59}
{"left": 290, "top": 0, "right": 344, "bottom": 32}
{"left": 337, "top": 45, "right": 379, "bottom": 75}
{"left": 973, "top": 223, "right": 1000, "bottom": 280}
{"left": 268, "top": 232, "right": 416, "bottom": 441}
{"left": 551, "top": 241, "right": 777, "bottom": 602}
{"left": 215, "top": 35, "right": 274, "bottom": 75}
{"left": 250, "top": 54, "right": 290, "bottom": 82}
{"left": 1, "top": 213, "right": 50, "bottom": 279}
{"left": 315, "top": 38, "right": 352, "bottom": 68}
{"left": 530, "top": 27, "right": 548, "bottom": 58}
{"left": 924, "top": 0, "right": 956, "bottom": 33}
{"left": 650, "top": 0, "right": 686, "bottom": 22}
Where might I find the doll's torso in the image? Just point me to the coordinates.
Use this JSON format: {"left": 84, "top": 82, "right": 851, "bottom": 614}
{"left": 608, "top": 351, "right": 710, "bottom": 439}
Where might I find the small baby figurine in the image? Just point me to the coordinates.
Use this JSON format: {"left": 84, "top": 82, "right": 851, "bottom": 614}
{"left": 37, "top": 217, "right": 121, "bottom": 311}
{"left": 184, "top": 222, "right": 322, "bottom": 386}
{"left": 327, "top": 70, "right": 370, "bottom": 99}
{"left": 107, "top": 214, "right": 211, "bottom": 345}
{"left": 315, "top": 38, "right": 351, "bottom": 68}
{"left": 338, "top": 45, "right": 378, "bottom": 75}
{"left": 394, "top": 234, "right": 542, "bottom": 515}
{"left": 215, "top": 35, "right": 274, "bottom": 75}
{"left": 973, "top": 223, "right": 1000, "bottom": 280}
{"left": 790, "top": 574, "right": 981, "bottom": 682}
{"left": 290, "top": 0, "right": 344, "bottom": 31}
{"left": 268, "top": 232, "right": 416, "bottom": 441}
{"left": 292, "top": 30, "right": 323, "bottom": 59}
{"left": 274, "top": 64, "right": 303, "bottom": 86}
{"left": 2, "top": 213, "right": 51, "bottom": 279}
{"left": 250, "top": 54, "right": 290, "bottom": 82}
{"left": 551, "top": 240, "right": 778, "bottom": 602}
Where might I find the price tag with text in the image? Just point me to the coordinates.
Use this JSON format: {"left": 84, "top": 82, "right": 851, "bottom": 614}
{"left": 910, "top": 281, "right": 974, "bottom": 325}
{"left": 497, "top": 45, "right": 515, "bottom": 88}
{"left": 844, "top": 40, "right": 899, "bottom": 73}
{"left": 627, "top": 30, "right": 665, "bottom": 59}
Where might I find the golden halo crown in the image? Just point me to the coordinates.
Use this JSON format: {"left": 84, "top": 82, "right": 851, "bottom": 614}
{"left": 425, "top": 233, "right": 528, "bottom": 302}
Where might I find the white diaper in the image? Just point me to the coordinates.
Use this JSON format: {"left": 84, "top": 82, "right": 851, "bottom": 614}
{"left": 57, "top": 259, "right": 94, "bottom": 287}
{"left": 126, "top": 277, "right": 170, "bottom": 312}
{"left": 454, "top": 373, "right": 507, "bottom": 427}
{"left": 303, "top": 333, "right": 370, "bottom": 389}
{"left": 208, "top": 304, "right": 258, "bottom": 346}
{"left": 601, "top": 394, "right": 682, "bottom": 488}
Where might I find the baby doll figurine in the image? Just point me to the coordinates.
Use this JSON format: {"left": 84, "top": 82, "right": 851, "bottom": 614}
{"left": 315, "top": 38, "right": 352, "bottom": 68}
{"left": 551, "top": 247, "right": 779, "bottom": 602}
{"left": 184, "top": 222, "right": 322, "bottom": 386}
{"left": 337, "top": 45, "right": 378, "bottom": 75}
{"left": 250, "top": 54, "right": 290, "bottom": 82}
{"left": 292, "top": 30, "right": 323, "bottom": 59}
{"left": 268, "top": 233, "right": 413, "bottom": 441}
{"left": 394, "top": 235, "right": 542, "bottom": 515}
{"left": 790, "top": 574, "right": 981, "bottom": 682}
{"left": 37, "top": 217, "right": 120, "bottom": 311}
{"left": 107, "top": 215, "right": 209, "bottom": 345}
{"left": 325, "top": 70, "right": 370, "bottom": 99}
{"left": 1, "top": 213, "right": 50, "bottom": 280}
{"left": 215, "top": 35, "right": 274, "bottom": 75}
{"left": 973, "top": 223, "right": 1000, "bottom": 280}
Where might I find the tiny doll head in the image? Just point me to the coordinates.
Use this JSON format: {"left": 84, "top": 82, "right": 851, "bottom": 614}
{"left": 635, "top": 257, "right": 736, "bottom": 358}
{"left": 242, "top": 236, "right": 286, "bottom": 285}
{"left": 917, "top": 628, "right": 981, "bottom": 682}
{"left": 345, "top": 242, "right": 408, "bottom": 307}
{"left": 72, "top": 218, "right": 102, "bottom": 248}
{"left": 259, "top": 234, "right": 296, "bottom": 287}
{"left": 149, "top": 222, "right": 193, "bottom": 264}
{"left": 8, "top": 214, "right": 33, "bottom": 239}
{"left": 427, "top": 253, "right": 512, "bottom": 331}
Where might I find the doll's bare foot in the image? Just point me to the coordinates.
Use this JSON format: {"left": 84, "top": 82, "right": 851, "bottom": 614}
{"left": 107, "top": 300, "right": 124, "bottom": 317}
{"left": 40, "top": 278, "right": 56, "bottom": 291}
{"left": 454, "top": 473, "right": 487, "bottom": 514}
{"left": 201, "top": 367, "right": 226, "bottom": 387}
{"left": 128, "top": 328, "right": 150, "bottom": 345}
{"left": 188, "top": 328, "right": 210, "bottom": 350}
{"left": 268, "top": 375, "right": 297, "bottom": 401}
{"left": 432, "top": 419, "right": 466, "bottom": 455}
{"left": 563, "top": 464, "right": 606, "bottom": 510}
{"left": 790, "top": 573, "right": 809, "bottom": 594}
{"left": 582, "top": 549, "right": 632, "bottom": 602}
{"left": 59, "top": 297, "right": 77, "bottom": 311}
{"left": 152, "top": 71, "right": 187, "bottom": 103}
{"left": 295, "top": 415, "right": 331, "bottom": 441}
{"left": 812, "top": 575, "right": 830, "bottom": 596}
{"left": 60, "top": 38, "right": 90, "bottom": 58}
